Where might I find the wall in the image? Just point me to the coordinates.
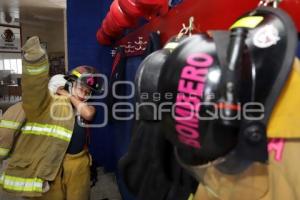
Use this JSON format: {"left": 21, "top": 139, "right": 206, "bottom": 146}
{"left": 21, "top": 20, "right": 65, "bottom": 54}
{"left": 67, "top": 0, "right": 114, "bottom": 168}
{"left": 67, "top": 1, "right": 137, "bottom": 199}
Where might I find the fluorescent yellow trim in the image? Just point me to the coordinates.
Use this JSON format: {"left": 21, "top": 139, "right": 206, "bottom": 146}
{"left": 0, "top": 120, "right": 21, "bottom": 130}
{"left": 230, "top": 16, "right": 264, "bottom": 29}
{"left": 25, "top": 65, "right": 49, "bottom": 75}
{"left": 72, "top": 70, "right": 81, "bottom": 78}
{"left": 187, "top": 193, "right": 194, "bottom": 200}
{"left": 21, "top": 122, "right": 72, "bottom": 142}
{"left": 0, "top": 148, "right": 9, "bottom": 157}
{"left": 0, "top": 173, "right": 43, "bottom": 193}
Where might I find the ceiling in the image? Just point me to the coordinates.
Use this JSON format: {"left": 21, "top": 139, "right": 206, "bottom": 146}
{"left": 0, "top": 0, "right": 66, "bottom": 26}
{"left": 20, "top": 0, "right": 66, "bottom": 9}
{"left": 1, "top": 0, "right": 66, "bottom": 10}
{"left": 21, "top": 6, "right": 65, "bottom": 24}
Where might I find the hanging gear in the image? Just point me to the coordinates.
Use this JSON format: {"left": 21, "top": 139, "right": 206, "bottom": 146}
{"left": 107, "top": 47, "right": 127, "bottom": 121}
{"left": 119, "top": 120, "right": 198, "bottom": 200}
{"left": 118, "top": 0, "right": 144, "bottom": 18}
{"left": 96, "top": 28, "right": 112, "bottom": 46}
{"left": 110, "top": 0, "right": 137, "bottom": 28}
{"left": 119, "top": 35, "right": 198, "bottom": 200}
{"left": 157, "top": 6, "right": 297, "bottom": 200}
{"left": 135, "top": 35, "right": 187, "bottom": 120}
{"left": 102, "top": 17, "right": 123, "bottom": 38}
{"left": 159, "top": 6, "right": 297, "bottom": 165}
{"left": 193, "top": 59, "right": 300, "bottom": 200}
{"left": 135, "top": 0, "right": 169, "bottom": 18}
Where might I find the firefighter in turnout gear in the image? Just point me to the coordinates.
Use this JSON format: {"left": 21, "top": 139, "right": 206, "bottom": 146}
{"left": 0, "top": 36, "right": 101, "bottom": 200}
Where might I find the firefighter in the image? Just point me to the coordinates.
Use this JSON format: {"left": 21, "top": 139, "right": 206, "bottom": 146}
{"left": 0, "top": 36, "right": 101, "bottom": 200}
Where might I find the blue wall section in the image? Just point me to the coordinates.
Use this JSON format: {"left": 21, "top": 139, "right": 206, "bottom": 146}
{"left": 67, "top": 1, "right": 139, "bottom": 199}
{"left": 67, "top": 0, "right": 115, "bottom": 170}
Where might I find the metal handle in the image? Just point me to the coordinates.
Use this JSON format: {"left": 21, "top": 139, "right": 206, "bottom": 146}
{"left": 258, "top": 0, "right": 282, "bottom": 8}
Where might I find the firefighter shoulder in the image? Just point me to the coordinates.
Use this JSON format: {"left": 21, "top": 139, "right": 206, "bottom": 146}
{"left": 194, "top": 58, "right": 300, "bottom": 200}
{"left": 0, "top": 36, "right": 75, "bottom": 197}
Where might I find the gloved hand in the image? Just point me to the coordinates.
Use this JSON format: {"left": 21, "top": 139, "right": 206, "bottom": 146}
{"left": 48, "top": 74, "right": 68, "bottom": 95}
{"left": 22, "top": 36, "right": 46, "bottom": 61}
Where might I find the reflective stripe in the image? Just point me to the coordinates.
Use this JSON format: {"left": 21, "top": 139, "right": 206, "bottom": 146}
{"left": 21, "top": 122, "right": 72, "bottom": 142}
{"left": 187, "top": 193, "right": 194, "bottom": 200}
{"left": 24, "top": 59, "right": 49, "bottom": 75}
{"left": 230, "top": 16, "right": 264, "bottom": 29}
{"left": 0, "top": 120, "right": 22, "bottom": 130}
{"left": 72, "top": 70, "right": 82, "bottom": 78}
{"left": 0, "top": 173, "right": 43, "bottom": 193}
{"left": 25, "top": 65, "right": 49, "bottom": 75}
{"left": 0, "top": 148, "right": 9, "bottom": 157}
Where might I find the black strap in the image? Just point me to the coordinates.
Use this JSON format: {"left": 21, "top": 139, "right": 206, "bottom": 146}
{"left": 211, "top": 31, "right": 230, "bottom": 69}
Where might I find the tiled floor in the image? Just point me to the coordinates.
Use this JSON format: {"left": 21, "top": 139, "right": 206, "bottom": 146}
{"left": 91, "top": 168, "right": 122, "bottom": 200}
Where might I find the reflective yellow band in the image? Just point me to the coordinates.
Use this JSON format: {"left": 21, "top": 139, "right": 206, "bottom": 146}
{"left": 25, "top": 65, "right": 49, "bottom": 75}
{"left": 0, "top": 173, "right": 43, "bottom": 193}
{"left": 187, "top": 193, "right": 194, "bottom": 200}
{"left": 0, "top": 120, "right": 22, "bottom": 130}
{"left": 21, "top": 122, "right": 72, "bottom": 142}
{"left": 24, "top": 59, "right": 49, "bottom": 75}
{"left": 0, "top": 148, "right": 9, "bottom": 157}
{"left": 230, "top": 16, "right": 264, "bottom": 29}
{"left": 71, "top": 70, "right": 82, "bottom": 78}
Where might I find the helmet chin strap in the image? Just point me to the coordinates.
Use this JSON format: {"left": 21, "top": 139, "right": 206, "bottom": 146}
{"left": 217, "top": 26, "right": 269, "bottom": 163}
{"left": 218, "top": 28, "right": 248, "bottom": 127}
